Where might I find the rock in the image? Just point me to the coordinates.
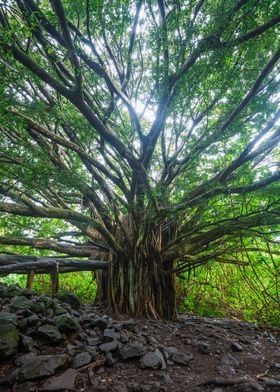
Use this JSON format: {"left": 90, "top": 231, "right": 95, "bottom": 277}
{"left": 139, "top": 351, "right": 162, "bottom": 369}
{"left": 26, "top": 314, "right": 40, "bottom": 327}
{"left": 40, "top": 368, "right": 77, "bottom": 391}
{"left": 91, "top": 317, "right": 108, "bottom": 331}
{"left": 171, "top": 351, "right": 194, "bottom": 365}
{"left": 217, "top": 364, "right": 236, "bottom": 375}
{"left": 53, "top": 302, "right": 67, "bottom": 315}
{"left": 31, "top": 295, "right": 55, "bottom": 315}
{"left": 221, "top": 353, "right": 239, "bottom": 366}
{"left": 56, "top": 291, "right": 81, "bottom": 310}
{"left": 120, "top": 333, "right": 129, "bottom": 344}
{"left": 14, "top": 352, "right": 37, "bottom": 366}
{"left": 9, "top": 296, "right": 31, "bottom": 310}
{"left": 154, "top": 348, "right": 166, "bottom": 369}
{"left": 0, "top": 323, "right": 19, "bottom": 359}
{"left": 19, "top": 354, "right": 70, "bottom": 381}
{"left": 119, "top": 341, "right": 146, "bottom": 359}
{"left": 99, "top": 340, "right": 119, "bottom": 352}
{"left": 103, "top": 329, "right": 121, "bottom": 342}
{"left": 106, "top": 351, "right": 117, "bottom": 366}
{"left": 231, "top": 341, "right": 243, "bottom": 352}
{"left": 19, "top": 335, "right": 34, "bottom": 352}
{"left": 123, "top": 319, "right": 138, "bottom": 333}
{"left": 87, "top": 337, "right": 101, "bottom": 346}
{"left": 13, "top": 381, "right": 37, "bottom": 392}
{"left": 72, "top": 351, "right": 92, "bottom": 368}
{"left": 163, "top": 346, "right": 178, "bottom": 360}
{"left": 198, "top": 342, "right": 211, "bottom": 354}
{"left": 53, "top": 314, "right": 79, "bottom": 333}
{"left": 1, "top": 285, "right": 23, "bottom": 298}
{"left": 0, "top": 311, "right": 17, "bottom": 325}
{"left": 37, "top": 324, "right": 62, "bottom": 343}
{"left": 146, "top": 335, "right": 158, "bottom": 346}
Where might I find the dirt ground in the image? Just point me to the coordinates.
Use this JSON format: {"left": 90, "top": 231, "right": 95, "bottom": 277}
{"left": 1, "top": 312, "right": 279, "bottom": 392}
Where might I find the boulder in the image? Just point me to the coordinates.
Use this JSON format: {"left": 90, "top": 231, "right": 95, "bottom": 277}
{"left": 41, "top": 368, "right": 77, "bottom": 391}
{"left": 0, "top": 323, "right": 19, "bottom": 359}
{"left": 37, "top": 324, "right": 62, "bottom": 344}
{"left": 99, "top": 341, "right": 119, "bottom": 352}
{"left": 53, "top": 314, "right": 80, "bottom": 333}
{"left": 1, "top": 285, "right": 23, "bottom": 298}
{"left": 119, "top": 342, "right": 146, "bottom": 359}
{"left": 139, "top": 351, "right": 162, "bottom": 370}
{"left": 91, "top": 317, "right": 108, "bottom": 331}
{"left": 19, "top": 335, "right": 34, "bottom": 352}
{"left": 171, "top": 351, "right": 193, "bottom": 365}
{"left": 0, "top": 311, "right": 17, "bottom": 325}
{"left": 56, "top": 291, "right": 81, "bottom": 310}
{"left": 19, "top": 354, "right": 70, "bottom": 381}
{"left": 9, "top": 296, "right": 31, "bottom": 311}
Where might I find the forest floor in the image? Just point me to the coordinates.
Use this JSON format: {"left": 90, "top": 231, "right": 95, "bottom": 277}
{"left": 0, "top": 286, "right": 279, "bottom": 392}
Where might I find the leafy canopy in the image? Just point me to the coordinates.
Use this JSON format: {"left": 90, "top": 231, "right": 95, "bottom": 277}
{"left": 0, "top": 0, "right": 279, "bottom": 271}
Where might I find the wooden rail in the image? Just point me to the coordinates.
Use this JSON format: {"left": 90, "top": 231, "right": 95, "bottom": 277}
{"left": 0, "top": 255, "right": 109, "bottom": 295}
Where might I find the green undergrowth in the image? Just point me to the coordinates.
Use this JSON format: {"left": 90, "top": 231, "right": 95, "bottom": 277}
{"left": 3, "top": 272, "right": 97, "bottom": 303}
{"left": 177, "top": 260, "right": 280, "bottom": 328}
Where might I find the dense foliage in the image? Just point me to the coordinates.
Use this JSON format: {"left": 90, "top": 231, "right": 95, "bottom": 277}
{"left": 0, "top": 0, "right": 279, "bottom": 319}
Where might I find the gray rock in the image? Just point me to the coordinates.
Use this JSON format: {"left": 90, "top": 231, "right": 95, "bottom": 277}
{"left": 91, "top": 317, "right": 108, "bottom": 330}
{"left": 123, "top": 319, "right": 138, "bottom": 332}
{"left": 119, "top": 342, "right": 146, "bottom": 359}
{"left": 154, "top": 348, "right": 166, "bottom": 369}
{"left": 19, "top": 354, "right": 70, "bottom": 381}
{"left": 41, "top": 368, "right": 77, "bottom": 391}
{"left": 37, "top": 324, "right": 62, "bottom": 343}
{"left": 87, "top": 337, "right": 100, "bottom": 346}
{"left": 19, "top": 335, "right": 34, "bottom": 352}
{"left": 0, "top": 311, "right": 17, "bottom": 325}
{"left": 53, "top": 302, "right": 68, "bottom": 316}
{"left": 221, "top": 353, "right": 239, "bottom": 366}
{"left": 103, "top": 329, "right": 121, "bottom": 342}
{"left": 217, "top": 364, "right": 236, "bottom": 375}
{"left": 53, "top": 314, "right": 79, "bottom": 333}
{"left": 231, "top": 341, "right": 243, "bottom": 352}
{"left": 139, "top": 351, "right": 162, "bottom": 369}
{"left": 106, "top": 351, "right": 117, "bottom": 366}
{"left": 171, "top": 351, "right": 194, "bottom": 365}
{"left": 26, "top": 314, "right": 40, "bottom": 327}
{"left": 72, "top": 351, "right": 92, "bottom": 368}
{"left": 2, "top": 285, "right": 23, "bottom": 298}
{"left": 163, "top": 346, "right": 178, "bottom": 360}
{"left": 14, "top": 352, "right": 37, "bottom": 366}
{"left": 0, "top": 323, "right": 19, "bottom": 359}
{"left": 56, "top": 291, "right": 81, "bottom": 310}
{"left": 9, "top": 296, "right": 31, "bottom": 311}
{"left": 99, "top": 340, "right": 119, "bottom": 352}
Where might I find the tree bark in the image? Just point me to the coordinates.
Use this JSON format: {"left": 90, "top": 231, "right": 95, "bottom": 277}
{"left": 107, "top": 250, "right": 177, "bottom": 320}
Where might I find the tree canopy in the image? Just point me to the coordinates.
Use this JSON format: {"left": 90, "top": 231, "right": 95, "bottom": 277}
{"left": 0, "top": 0, "right": 279, "bottom": 319}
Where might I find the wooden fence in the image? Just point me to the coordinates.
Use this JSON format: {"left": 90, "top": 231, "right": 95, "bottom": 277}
{"left": 0, "top": 255, "right": 109, "bottom": 295}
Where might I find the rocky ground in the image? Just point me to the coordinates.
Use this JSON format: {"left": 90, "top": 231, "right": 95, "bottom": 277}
{"left": 0, "top": 283, "right": 279, "bottom": 392}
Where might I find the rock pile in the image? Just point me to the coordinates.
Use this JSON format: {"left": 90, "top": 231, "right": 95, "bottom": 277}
{"left": 0, "top": 283, "right": 193, "bottom": 389}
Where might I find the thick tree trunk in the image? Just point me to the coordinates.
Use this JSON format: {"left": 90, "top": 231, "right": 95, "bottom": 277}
{"left": 103, "top": 251, "right": 177, "bottom": 320}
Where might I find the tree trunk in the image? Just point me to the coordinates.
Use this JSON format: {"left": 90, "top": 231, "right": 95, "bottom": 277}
{"left": 106, "top": 251, "right": 177, "bottom": 320}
